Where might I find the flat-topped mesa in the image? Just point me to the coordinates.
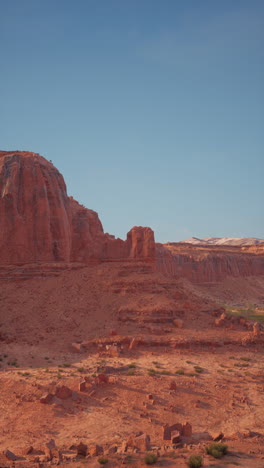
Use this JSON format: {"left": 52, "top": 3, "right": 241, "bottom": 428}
{"left": 156, "top": 243, "right": 264, "bottom": 282}
{"left": 0, "top": 151, "right": 155, "bottom": 263}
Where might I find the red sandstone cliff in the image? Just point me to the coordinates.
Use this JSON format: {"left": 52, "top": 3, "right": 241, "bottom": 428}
{"left": 0, "top": 150, "right": 263, "bottom": 282}
{"left": 0, "top": 151, "right": 155, "bottom": 263}
{"left": 156, "top": 243, "right": 264, "bottom": 283}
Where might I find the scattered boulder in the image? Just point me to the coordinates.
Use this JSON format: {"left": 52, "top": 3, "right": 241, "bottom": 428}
{"left": 253, "top": 322, "right": 260, "bottom": 337}
{"left": 79, "top": 380, "right": 86, "bottom": 392}
{"left": 212, "top": 431, "right": 224, "bottom": 441}
{"left": 97, "top": 373, "right": 109, "bottom": 384}
{"left": 120, "top": 441, "right": 128, "bottom": 453}
{"left": 24, "top": 446, "right": 33, "bottom": 455}
{"left": 56, "top": 385, "right": 72, "bottom": 399}
{"left": 42, "top": 439, "right": 56, "bottom": 461}
{"left": 3, "top": 449, "right": 17, "bottom": 461}
{"left": 127, "top": 433, "right": 151, "bottom": 451}
{"left": 215, "top": 318, "right": 225, "bottom": 327}
{"left": 89, "top": 444, "right": 103, "bottom": 457}
{"left": 40, "top": 393, "right": 53, "bottom": 404}
{"left": 71, "top": 342, "right": 84, "bottom": 353}
{"left": 107, "top": 445, "right": 117, "bottom": 454}
{"left": 171, "top": 430, "right": 181, "bottom": 444}
{"left": 182, "top": 422, "right": 192, "bottom": 437}
{"left": 163, "top": 423, "right": 183, "bottom": 441}
{"left": 173, "top": 319, "right": 183, "bottom": 329}
{"left": 76, "top": 442, "right": 87, "bottom": 457}
{"left": 169, "top": 380, "right": 177, "bottom": 391}
{"left": 106, "top": 344, "right": 120, "bottom": 357}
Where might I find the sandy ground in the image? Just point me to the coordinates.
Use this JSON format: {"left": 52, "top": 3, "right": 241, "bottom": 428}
{"left": 0, "top": 262, "right": 263, "bottom": 467}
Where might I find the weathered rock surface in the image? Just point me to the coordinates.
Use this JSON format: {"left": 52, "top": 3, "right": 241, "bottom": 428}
{"left": 156, "top": 243, "right": 264, "bottom": 282}
{"left": 0, "top": 150, "right": 263, "bottom": 283}
{"left": 0, "top": 151, "right": 155, "bottom": 264}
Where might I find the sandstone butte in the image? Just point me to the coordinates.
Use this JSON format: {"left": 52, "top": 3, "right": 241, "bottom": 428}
{"left": 0, "top": 151, "right": 155, "bottom": 264}
{"left": 0, "top": 150, "right": 264, "bottom": 282}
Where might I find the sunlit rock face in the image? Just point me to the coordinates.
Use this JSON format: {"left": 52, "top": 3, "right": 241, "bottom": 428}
{"left": 0, "top": 151, "right": 155, "bottom": 263}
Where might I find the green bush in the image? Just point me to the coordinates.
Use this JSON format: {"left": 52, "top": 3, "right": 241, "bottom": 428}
{"left": 206, "top": 443, "right": 228, "bottom": 458}
{"left": 98, "top": 457, "right": 108, "bottom": 465}
{"left": 147, "top": 368, "right": 156, "bottom": 376}
{"left": 176, "top": 368, "right": 184, "bottom": 375}
{"left": 187, "top": 455, "right": 203, "bottom": 468}
{"left": 144, "top": 453, "right": 157, "bottom": 465}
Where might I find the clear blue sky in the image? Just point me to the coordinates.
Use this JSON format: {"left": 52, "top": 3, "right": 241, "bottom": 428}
{"left": 1, "top": 0, "right": 263, "bottom": 242}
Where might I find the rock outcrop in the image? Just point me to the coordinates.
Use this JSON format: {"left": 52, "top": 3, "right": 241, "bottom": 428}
{"left": 156, "top": 243, "right": 264, "bottom": 282}
{"left": 0, "top": 150, "right": 263, "bottom": 283}
{"left": 0, "top": 151, "right": 155, "bottom": 263}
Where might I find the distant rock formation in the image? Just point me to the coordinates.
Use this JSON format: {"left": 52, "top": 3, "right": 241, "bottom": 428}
{"left": 0, "top": 151, "right": 155, "bottom": 263}
{"left": 156, "top": 243, "right": 264, "bottom": 282}
{"left": 180, "top": 237, "right": 264, "bottom": 246}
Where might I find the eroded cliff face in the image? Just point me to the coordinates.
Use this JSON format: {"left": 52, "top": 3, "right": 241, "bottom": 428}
{"left": 156, "top": 243, "right": 264, "bottom": 283}
{"left": 0, "top": 151, "right": 72, "bottom": 262}
{"left": 0, "top": 150, "right": 263, "bottom": 282}
{"left": 0, "top": 151, "right": 155, "bottom": 263}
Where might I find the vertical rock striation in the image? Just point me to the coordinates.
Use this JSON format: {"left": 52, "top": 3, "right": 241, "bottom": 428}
{"left": 0, "top": 151, "right": 155, "bottom": 264}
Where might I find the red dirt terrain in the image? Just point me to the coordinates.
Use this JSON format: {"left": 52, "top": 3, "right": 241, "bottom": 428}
{"left": 0, "top": 151, "right": 264, "bottom": 468}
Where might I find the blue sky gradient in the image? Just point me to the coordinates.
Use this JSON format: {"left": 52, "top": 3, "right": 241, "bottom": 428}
{"left": 1, "top": 0, "right": 263, "bottom": 242}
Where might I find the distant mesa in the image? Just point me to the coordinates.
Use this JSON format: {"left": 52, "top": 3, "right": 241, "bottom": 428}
{"left": 180, "top": 237, "right": 264, "bottom": 246}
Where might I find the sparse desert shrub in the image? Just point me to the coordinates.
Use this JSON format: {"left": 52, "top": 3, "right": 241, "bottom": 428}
{"left": 127, "top": 369, "right": 135, "bottom": 376}
{"left": 77, "top": 367, "right": 84, "bottom": 373}
{"left": 147, "top": 368, "right": 156, "bottom": 376}
{"left": 63, "top": 363, "right": 71, "bottom": 367}
{"left": 144, "top": 453, "right": 157, "bottom": 465}
{"left": 98, "top": 457, "right": 108, "bottom": 464}
{"left": 194, "top": 366, "right": 203, "bottom": 374}
{"left": 160, "top": 370, "right": 170, "bottom": 375}
{"left": 206, "top": 443, "right": 228, "bottom": 458}
{"left": 187, "top": 454, "right": 203, "bottom": 468}
{"left": 176, "top": 368, "right": 184, "bottom": 375}
{"left": 152, "top": 361, "right": 161, "bottom": 368}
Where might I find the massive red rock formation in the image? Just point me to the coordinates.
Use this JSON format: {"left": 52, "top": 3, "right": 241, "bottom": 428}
{"left": 0, "top": 150, "right": 263, "bottom": 282}
{"left": 0, "top": 151, "right": 155, "bottom": 263}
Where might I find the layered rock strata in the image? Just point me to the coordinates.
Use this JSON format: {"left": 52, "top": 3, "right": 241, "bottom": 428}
{"left": 0, "top": 151, "right": 154, "bottom": 263}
